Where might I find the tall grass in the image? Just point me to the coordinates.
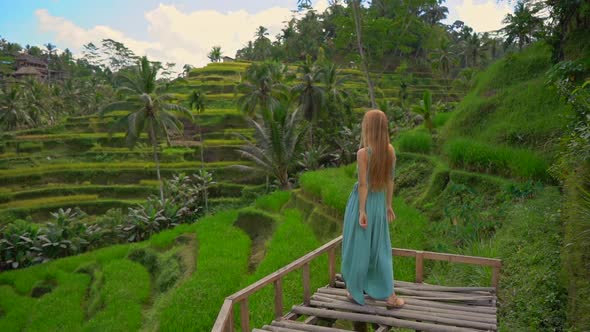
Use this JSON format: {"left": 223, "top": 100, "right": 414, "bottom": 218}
{"left": 245, "top": 209, "right": 327, "bottom": 328}
{"left": 395, "top": 131, "right": 433, "bottom": 154}
{"left": 443, "top": 43, "right": 571, "bottom": 158}
{"left": 444, "top": 138, "right": 548, "bottom": 180}
{"left": 157, "top": 210, "right": 251, "bottom": 331}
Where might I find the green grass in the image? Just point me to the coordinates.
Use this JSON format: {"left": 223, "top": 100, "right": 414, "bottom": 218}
{"left": 156, "top": 210, "right": 251, "bottom": 331}
{"left": 443, "top": 43, "right": 571, "bottom": 158}
{"left": 433, "top": 112, "right": 453, "bottom": 128}
{"left": 426, "top": 187, "right": 566, "bottom": 331}
{"left": 0, "top": 199, "right": 141, "bottom": 222}
{"left": 254, "top": 191, "right": 291, "bottom": 213}
{"left": 395, "top": 130, "right": 433, "bottom": 154}
{"left": 0, "top": 184, "right": 158, "bottom": 204}
{"left": 562, "top": 163, "right": 590, "bottom": 331}
{"left": 299, "top": 163, "right": 357, "bottom": 214}
{"left": 444, "top": 138, "right": 548, "bottom": 180}
{"left": 84, "top": 260, "right": 151, "bottom": 331}
{"left": 0, "top": 160, "right": 246, "bottom": 178}
{"left": 245, "top": 209, "right": 327, "bottom": 328}
{"left": 0, "top": 194, "right": 99, "bottom": 209}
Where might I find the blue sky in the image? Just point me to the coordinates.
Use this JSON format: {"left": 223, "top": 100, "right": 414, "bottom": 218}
{"left": 0, "top": 0, "right": 513, "bottom": 67}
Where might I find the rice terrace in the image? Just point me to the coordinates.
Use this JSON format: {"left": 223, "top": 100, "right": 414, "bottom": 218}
{"left": 0, "top": 0, "right": 588, "bottom": 331}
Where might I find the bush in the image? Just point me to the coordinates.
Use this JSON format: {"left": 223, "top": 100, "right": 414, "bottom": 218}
{"left": 444, "top": 138, "right": 548, "bottom": 180}
{"left": 395, "top": 131, "right": 433, "bottom": 154}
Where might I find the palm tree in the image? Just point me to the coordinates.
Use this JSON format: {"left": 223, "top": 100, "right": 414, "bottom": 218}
{"left": 412, "top": 90, "right": 434, "bottom": 134}
{"left": 430, "top": 39, "right": 456, "bottom": 100}
{"left": 187, "top": 89, "right": 208, "bottom": 212}
{"left": 23, "top": 77, "right": 49, "bottom": 126}
{"left": 44, "top": 43, "right": 56, "bottom": 82}
{"left": 350, "top": 0, "right": 377, "bottom": 108}
{"left": 461, "top": 33, "right": 487, "bottom": 67}
{"left": 502, "top": 1, "right": 543, "bottom": 50}
{"left": 253, "top": 26, "right": 272, "bottom": 60}
{"left": 420, "top": 3, "right": 449, "bottom": 25}
{"left": 255, "top": 26, "right": 269, "bottom": 40}
{"left": 323, "top": 63, "right": 350, "bottom": 127}
{"left": 101, "top": 56, "right": 193, "bottom": 201}
{"left": 236, "top": 101, "right": 304, "bottom": 190}
{"left": 0, "top": 86, "right": 32, "bottom": 131}
{"left": 291, "top": 56, "right": 325, "bottom": 147}
{"left": 207, "top": 46, "right": 222, "bottom": 63}
{"left": 182, "top": 64, "right": 193, "bottom": 78}
{"left": 236, "top": 62, "right": 287, "bottom": 120}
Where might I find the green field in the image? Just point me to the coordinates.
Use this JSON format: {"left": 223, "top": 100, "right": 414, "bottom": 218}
{"left": 0, "top": 44, "right": 582, "bottom": 331}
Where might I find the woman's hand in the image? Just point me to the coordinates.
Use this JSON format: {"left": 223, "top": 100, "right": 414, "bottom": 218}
{"left": 387, "top": 207, "right": 396, "bottom": 223}
{"left": 359, "top": 211, "right": 368, "bottom": 229}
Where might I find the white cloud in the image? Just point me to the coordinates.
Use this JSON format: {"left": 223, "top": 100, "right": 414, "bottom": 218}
{"left": 35, "top": 9, "right": 160, "bottom": 57}
{"left": 34, "top": 1, "right": 330, "bottom": 72}
{"left": 450, "top": 0, "right": 512, "bottom": 33}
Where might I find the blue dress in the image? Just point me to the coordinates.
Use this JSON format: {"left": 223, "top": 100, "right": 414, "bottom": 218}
{"left": 341, "top": 147, "right": 395, "bottom": 305}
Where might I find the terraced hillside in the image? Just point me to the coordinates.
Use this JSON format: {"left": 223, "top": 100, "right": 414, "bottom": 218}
{"left": 0, "top": 64, "right": 259, "bottom": 222}
{"left": 0, "top": 61, "right": 459, "bottom": 223}
{"left": 0, "top": 44, "right": 576, "bottom": 330}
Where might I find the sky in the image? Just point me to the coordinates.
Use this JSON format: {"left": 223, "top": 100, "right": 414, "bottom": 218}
{"left": 0, "top": 0, "right": 513, "bottom": 69}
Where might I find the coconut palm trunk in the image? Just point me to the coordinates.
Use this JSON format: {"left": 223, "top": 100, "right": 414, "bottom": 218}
{"left": 150, "top": 123, "right": 165, "bottom": 202}
{"left": 351, "top": 0, "right": 377, "bottom": 108}
{"left": 198, "top": 120, "right": 208, "bottom": 213}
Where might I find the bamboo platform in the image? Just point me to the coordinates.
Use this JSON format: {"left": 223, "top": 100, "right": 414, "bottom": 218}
{"left": 254, "top": 274, "right": 497, "bottom": 332}
{"left": 212, "top": 236, "right": 501, "bottom": 332}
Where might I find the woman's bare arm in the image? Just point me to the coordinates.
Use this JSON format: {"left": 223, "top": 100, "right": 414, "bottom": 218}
{"left": 357, "top": 148, "right": 369, "bottom": 215}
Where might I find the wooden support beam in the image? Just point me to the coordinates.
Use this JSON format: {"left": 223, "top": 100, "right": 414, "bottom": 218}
{"left": 292, "top": 305, "right": 482, "bottom": 332}
{"left": 262, "top": 325, "right": 303, "bottom": 332}
{"left": 240, "top": 298, "right": 249, "bottom": 332}
{"left": 303, "top": 263, "right": 311, "bottom": 305}
{"left": 315, "top": 287, "right": 497, "bottom": 314}
{"left": 272, "top": 320, "right": 353, "bottom": 332}
{"left": 328, "top": 247, "right": 336, "bottom": 287}
{"left": 274, "top": 278, "right": 284, "bottom": 320}
{"left": 309, "top": 300, "right": 497, "bottom": 331}
{"left": 415, "top": 251, "right": 424, "bottom": 283}
{"left": 311, "top": 294, "right": 497, "bottom": 324}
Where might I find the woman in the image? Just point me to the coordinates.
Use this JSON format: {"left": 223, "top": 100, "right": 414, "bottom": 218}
{"left": 341, "top": 109, "right": 405, "bottom": 308}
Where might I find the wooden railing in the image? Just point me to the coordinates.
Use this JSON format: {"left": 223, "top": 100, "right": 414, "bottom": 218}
{"left": 211, "top": 235, "right": 502, "bottom": 332}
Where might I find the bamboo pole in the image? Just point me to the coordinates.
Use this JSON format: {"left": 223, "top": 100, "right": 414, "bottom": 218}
{"left": 272, "top": 320, "right": 353, "bottom": 332}
{"left": 309, "top": 300, "right": 497, "bottom": 331}
{"left": 262, "top": 325, "right": 303, "bottom": 332}
{"left": 311, "top": 294, "right": 497, "bottom": 324}
{"left": 291, "top": 306, "right": 482, "bottom": 332}
{"left": 315, "top": 288, "right": 497, "bottom": 314}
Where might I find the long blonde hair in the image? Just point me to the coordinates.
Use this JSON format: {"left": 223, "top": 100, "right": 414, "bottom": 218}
{"left": 361, "top": 109, "right": 393, "bottom": 190}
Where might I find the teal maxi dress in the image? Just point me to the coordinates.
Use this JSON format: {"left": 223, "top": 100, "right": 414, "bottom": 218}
{"left": 341, "top": 147, "right": 395, "bottom": 305}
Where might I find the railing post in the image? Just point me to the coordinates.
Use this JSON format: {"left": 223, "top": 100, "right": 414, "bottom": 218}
{"left": 415, "top": 251, "right": 424, "bottom": 283}
{"left": 303, "top": 263, "right": 311, "bottom": 305}
{"left": 328, "top": 247, "right": 336, "bottom": 287}
{"left": 239, "top": 298, "right": 249, "bottom": 332}
{"left": 274, "top": 277, "right": 283, "bottom": 319}
{"left": 492, "top": 265, "right": 500, "bottom": 292}
{"left": 227, "top": 309, "right": 234, "bottom": 332}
